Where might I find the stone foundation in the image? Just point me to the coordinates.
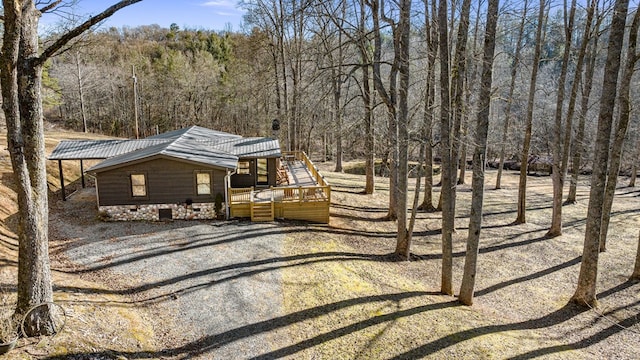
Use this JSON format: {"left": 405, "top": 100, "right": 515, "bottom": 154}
{"left": 99, "top": 202, "right": 223, "bottom": 221}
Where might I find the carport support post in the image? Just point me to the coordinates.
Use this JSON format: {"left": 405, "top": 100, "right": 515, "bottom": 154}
{"left": 58, "top": 160, "right": 66, "bottom": 201}
{"left": 80, "top": 160, "right": 85, "bottom": 188}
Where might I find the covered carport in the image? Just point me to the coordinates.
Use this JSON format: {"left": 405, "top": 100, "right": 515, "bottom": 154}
{"left": 48, "top": 139, "right": 170, "bottom": 200}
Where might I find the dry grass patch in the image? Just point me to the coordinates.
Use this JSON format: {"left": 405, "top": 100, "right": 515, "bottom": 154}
{"left": 279, "top": 161, "right": 640, "bottom": 359}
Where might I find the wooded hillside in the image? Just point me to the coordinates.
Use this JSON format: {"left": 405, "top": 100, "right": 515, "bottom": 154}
{"left": 41, "top": 5, "right": 639, "bottom": 178}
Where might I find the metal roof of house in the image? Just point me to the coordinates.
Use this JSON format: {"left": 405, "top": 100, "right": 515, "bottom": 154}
{"left": 146, "top": 126, "right": 242, "bottom": 140}
{"left": 48, "top": 139, "right": 170, "bottom": 160}
{"left": 210, "top": 137, "right": 282, "bottom": 158}
{"left": 88, "top": 138, "right": 239, "bottom": 172}
{"left": 49, "top": 126, "right": 281, "bottom": 172}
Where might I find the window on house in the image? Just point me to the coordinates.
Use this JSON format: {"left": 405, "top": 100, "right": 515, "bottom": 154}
{"left": 238, "top": 160, "right": 251, "bottom": 175}
{"left": 131, "top": 174, "right": 147, "bottom": 197}
{"left": 196, "top": 172, "right": 211, "bottom": 195}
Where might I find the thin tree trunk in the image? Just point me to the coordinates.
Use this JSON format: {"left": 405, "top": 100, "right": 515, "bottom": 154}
{"left": 394, "top": 0, "right": 412, "bottom": 258}
{"left": 630, "top": 138, "right": 639, "bottom": 187}
{"left": 599, "top": 8, "right": 640, "bottom": 252}
{"left": 75, "top": 52, "right": 88, "bottom": 133}
{"left": 567, "top": 28, "right": 599, "bottom": 203}
{"left": 631, "top": 230, "right": 640, "bottom": 280}
{"left": 370, "top": 0, "right": 399, "bottom": 221}
{"left": 459, "top": 0, "right": 499, "bottom": 305}
{"left": 333, "top": 68, "right": 343, "bottom": 172}
{"left": 516, "top": 0, "right": 546, "bottom": 224}
{"left": 547, "top": 0, "right": 577, "bottom": 237}
{"left": 458, "top": 1, "right": 482, "bottom": 187}
{"left": 449, "top": 0, "right": 471, "bottom": 222}
{"left": 438, "top": 0, "right": 454, "bottom": 295}
{"left": 359, "top": 0, "right": 375, "bottom": 195}
{"left": 407, "top": 139, "right": 426, "bottom": 254}
{"left": 419, "top": 0, "right": 437, "bottom": 212}
{"left": 496, "top": 1, "right": 528, "bottom": 190}
{"left": 363, "top": 48, "right": 375, "bottom": 194}
{"left": 571, "top": 0, "right": 629, "bottom": 308}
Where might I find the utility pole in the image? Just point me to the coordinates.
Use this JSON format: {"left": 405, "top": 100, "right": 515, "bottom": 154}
{"left": 132, "top": 65, "right": 139, "bottom": 139}
{"left": 76, "top": 52, "right": 88, "bottom": 133}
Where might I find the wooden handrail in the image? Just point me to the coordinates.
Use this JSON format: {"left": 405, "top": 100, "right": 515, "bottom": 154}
{"left": 282, "top": 150, "right": 329, "bottom": 187}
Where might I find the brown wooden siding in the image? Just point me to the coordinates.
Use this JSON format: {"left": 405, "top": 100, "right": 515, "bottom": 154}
{"left": 230, "top": 158, "right": 277, "bottom": 188}
{"left": 95, "top": 158, "right": 227, "bottom": 206}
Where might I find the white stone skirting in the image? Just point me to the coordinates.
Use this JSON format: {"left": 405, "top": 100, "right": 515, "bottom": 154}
{"left": 99, "top": 202, "right": 222, "bottom": 221}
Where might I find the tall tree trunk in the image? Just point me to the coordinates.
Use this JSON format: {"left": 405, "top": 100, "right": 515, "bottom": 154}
{"left": 459, "top": 0, "right": 499, "bottom": 306}
{"left": 75, "top": 52, "right": 88, "bottom": 133}
{"left": 547, "top": 0, "right": 577, "bottom": 237}
{"left": 567, "top": 25, "right": 600, "bottom": 203}
{"left": 516, "top": 0, "right": 546, "bottom": 224}
{"left": 458, "top": 1, "right": 482, "bottom": 187}
{"left": 1, "top": 1, "right": 55, "bottom": 335}
{"left": 359, "top": 0, "right": 375, "bottom": 195}
{"left": 438, "top": 0, "right": 454, "bottom": 295}
{"left": 1, "top": 0, "right": 141, "bottom": 336}
{"left": 599, "top": 8, "right": 640, "bottom": 252}
{"left": 370, "top": 0, "right": 399, "bottom": 220}
{"left": 496, "top": 0, "right": 528, "bottom": 190}
{"left": 394, "top": 0, "right": 412, "bottom": 259}
{"left": 276, "top": 0, "right": 292, "bottom": 151}
{"left": 363, "top": 48, "right": 375, "bottom": 194}
{"left": 419, "top": 0, "right": 437, "bottom": 212}
{"left": 333, "top": 68, "right": 343, "bottom": 172}
{"left": 449, "top": 0, "right": 471, "bottom": 219}
{"left": 571, "top": 0, "right": 629, "bottom": 308}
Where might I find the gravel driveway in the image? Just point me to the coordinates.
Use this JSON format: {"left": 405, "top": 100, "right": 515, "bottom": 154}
{"left": 54, "top": 190, "right": 287, "bottom": 358}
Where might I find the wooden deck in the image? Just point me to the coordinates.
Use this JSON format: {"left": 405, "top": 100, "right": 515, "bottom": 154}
{"left": 229, "top": 151, "right": 330, "bottom": 223}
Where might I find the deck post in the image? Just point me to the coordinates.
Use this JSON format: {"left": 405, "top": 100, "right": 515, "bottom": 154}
{"left": 58, "top": 160, "right": 66, "bottom": 201}
{"left": 80, "top": 159, "right": 85, "bottom": 188}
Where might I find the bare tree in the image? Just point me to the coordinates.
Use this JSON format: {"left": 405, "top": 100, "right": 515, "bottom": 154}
{"left": 495, "top": 0, "right": 528, "bottom": 190}
{"left": 599, "top": 7, "right": 640, "bottom": 252}
{"left": 0, "top": 0, "right": 143, "bottom": 335}
{"left": 368, "top": 0, "right": 407, "bottom": 221}
{"left": 360, "top": 0, "right": 375, "bottom": 194}
{"left": 566, "top": 6, "right": 602, "bottom": 204}
{"left": 418, "top": 0, "right": 438, "bottom": 212}
{"left": 459, "top": 0, "right": 499, "bottom": 306}
{"left": 571, "top": 0, "right": 629, "bottom": 307}
{"left": 547, "top": 0, "right": 577, "bottom": 237}
{"left": 450, "top": 0, "right": 472, "bottom": 190}
{"left": 438, "top": 0, "right": 454, "bottom": 295}
{"left": 393, "top": 0, "right": 411, "bottom": 258}
{"left": 515, "top": 0, "right": 546, "bottom": 224}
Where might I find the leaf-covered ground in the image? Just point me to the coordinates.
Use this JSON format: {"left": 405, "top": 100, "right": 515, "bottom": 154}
{"left": 278, "top": 161, "right": 640, "bottom": 359}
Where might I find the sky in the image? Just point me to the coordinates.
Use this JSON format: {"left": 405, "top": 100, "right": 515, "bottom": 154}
{"left": 41, "top": 0, "right": 247, "bottom": 32}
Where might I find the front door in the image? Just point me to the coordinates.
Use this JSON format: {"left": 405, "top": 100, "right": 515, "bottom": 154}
{"left": 257, "top": 158, "right": 269, "bottom": 186}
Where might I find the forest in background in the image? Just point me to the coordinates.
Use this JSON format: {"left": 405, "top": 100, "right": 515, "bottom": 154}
{"left": 41, "top": 1, "right": 639, "bottom": 175}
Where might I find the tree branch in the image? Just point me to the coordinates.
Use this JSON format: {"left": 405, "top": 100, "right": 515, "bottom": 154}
{"left": 37, "top": 0, "right": 142, "bottom": 64}
{"left": 39, "top": 0, "right": 63, "bottom": 14}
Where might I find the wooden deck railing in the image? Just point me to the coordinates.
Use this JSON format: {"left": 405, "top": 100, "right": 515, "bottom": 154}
{"left": 282, "top": 151, "right": 330, "bottom": 188}
{"left": 228, "top": 152, "right": 330, "bottom": 223}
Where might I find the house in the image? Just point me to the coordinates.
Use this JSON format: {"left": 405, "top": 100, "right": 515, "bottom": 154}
{"left": 49, "top": 126, "right": 283, "bottom": 221}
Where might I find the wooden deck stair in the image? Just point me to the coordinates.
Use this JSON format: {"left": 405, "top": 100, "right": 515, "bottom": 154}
{"left": 251, "top": 201, "right": 274, "bottom": 221}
